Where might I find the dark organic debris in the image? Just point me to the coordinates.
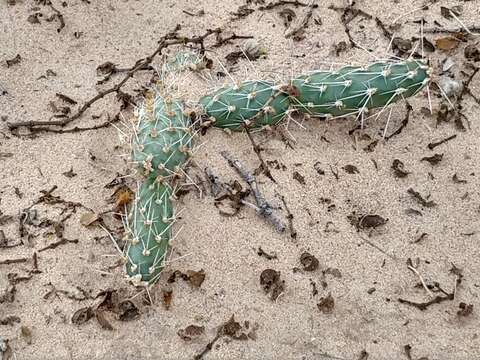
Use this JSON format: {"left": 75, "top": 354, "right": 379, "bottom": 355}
{"left": 292, "top": 171, "right": 306, "bottom": 184}
{"left": 257, "top": 247, "right": 277, "bottom": 260}
{"left": 421, "top": 153, "right": 443, "bottom": 165}
{"left": 178, "top": 325, "right": 205, "bottom": 341}
{"left": 0, "top": 316, "right": 20, "bottom": 326}
{"left": 452, "top": 173, "right": 467, "bottom": 184}
{"left": 71, "top": 307, "right": 94, "bottom": 325}
{"left": 348, "top": 213, "right": 387, "bottom": 230}
{"left": 457, "top": 302, "right": 473, "bottom": 317}
{"left": 317, "top": 293, "right": 335, "bottom": 314}
{"left": 392, "top": 159, "right": 409, "bottom": 178}
{"left": 427, "top": 135, "right": 456, "bottom": 150}
{"left": 260, "top": 269, "right": 284, "bottom": 301}
{"left": 343, "top": 164, "right": 359, "bottom": 174}
{"left": 168, "top": 269, "right": 205, "bottom": 288}
{"left": 407, "top": 188, "right": 437, "bottom": 208}
{"left": 465, "top": 44, "right": 480, "bottom": 62}
{"left": 300, "top": 252, "right": 319, "bottom": 271}
{"left": 6, "top": 54, "right": 21, "bottom": 67}
{"left": 313, "top": 161, "right": 325, "bottom": 175}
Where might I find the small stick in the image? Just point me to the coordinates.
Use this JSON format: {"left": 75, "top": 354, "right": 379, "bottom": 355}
{"left": 221, "top": 151, "right": 286, "bottom": 233}
{"left": 407, "top": 265, "right": 434, "bottom": 298}
{"left": 0, "top": 257, "right": 29, "bottom": 265}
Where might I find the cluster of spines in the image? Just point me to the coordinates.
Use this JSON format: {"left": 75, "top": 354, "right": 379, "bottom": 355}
{"left": 200, "top": 59, "right": 431, "bottom": 129}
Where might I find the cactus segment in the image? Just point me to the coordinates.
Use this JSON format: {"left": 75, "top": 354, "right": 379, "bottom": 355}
{"left": 162, "top": 51, "right": 204, "bottom": 73}
{"left": 291, "top": 60, "right": 431, "bottom": 117}
{"left": 199, "top": 80, "right": 291, "bottom": 130}
{"left": 132, "top": 94, "right": 192, "bottom": 180}
{"left": 125, "top": 177, "right": 173, "bottom": 284}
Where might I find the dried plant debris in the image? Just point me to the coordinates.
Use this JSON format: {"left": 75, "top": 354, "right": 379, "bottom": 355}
{"left": 421, "top": 153, "right": 443, "bottom": 165}
{"left": 71, "top": 307, "right": 94, "bottom": 325}
{"left": 178, "top": 325, "right": 205, "bottom": 341}
{"left": 457, "top": 302, "right": 473, "bottom": 317}
{"left": 392, "top": 159, "right": 410, "bottom": 178}
{"left": 404, "top": 344, "right": 429, "bottom": 360}
{"left": 5, "top": 54, "right": 21, "bottom": 67}
{"left": 194, "top": 315, "right": 254, "bottom": 359}
{"left": 427, "top": 135, "right": 456, "bottom": 150}
{"left": 407, "top": 188, "right": 437, "bottom": 208}
{"left": 343, "top": 164, "right": 359, "bottom": 174}
{"left": 317, "top": 293, "right": 335, "bottom": 314}
{"left": 257, "top": 247, "right": 277, "bottom": 260}
{"left": 292, "top": 171, "right": 306, "bottom": 184}
{"left": 168, "top": 269, "right": 206, "bottom": 288}
{"left": 348, "top": 213, "right": 387, "bottom": 230}
{"left": 72, "top": 289, "right": 140, "bottom": 327}
{"left": 260, "top": 269, "right": 284, "bottom": 301}
{"left": 452, "top": 173, "right": 467, "bottom": 184}
{"left": 300, "top": 252, "right": 319, "bottom": 271}
{"left": 464, "top": 44, "right": 480, "bottom": 62}
{"left": 0, "top": 316, "right": 20, "bottom": 326}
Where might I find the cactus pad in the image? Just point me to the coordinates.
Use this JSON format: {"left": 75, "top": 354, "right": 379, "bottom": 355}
{"left": 199, "top": 80, "right": 291, "bottom": 130}
{"left": 125, "top": 177, "right": 173, "bottom": 284}
{"left": 132, "top": 94, "right": 193, "bottom": 180}
{"left": 291, "top": 60, "right": 431, "bottom": 118}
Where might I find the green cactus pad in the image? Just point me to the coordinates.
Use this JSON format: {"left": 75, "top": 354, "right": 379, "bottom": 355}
{"left": 125, "top": 177, "right": 173, "bottom": 284}
{"left": 162, "top": 51, "right": 203, "bottom": 73}
{"left": 199, "top": 80, "right": 291, "bottom": 130}
{"left": 132, "top": 94, "right": 193, "bottom": 180}
{"left": 291, "top": 60, "right": 431, "bottom": 118}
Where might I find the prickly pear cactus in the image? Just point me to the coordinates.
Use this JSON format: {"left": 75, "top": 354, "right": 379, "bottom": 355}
{"left": 132, "top": 93, "right": 193, "bottom": 180}
{"left": 162, "top": 51, "right": 204, "bottom": 73}
{"left": 291, "top": 59, "right": 431, "bottom": 117}
{"left": 199, "top": 80, "right": 291, "bottom": 130}
{"left": 124, "top": 177, "right": 173, "bottom": 284}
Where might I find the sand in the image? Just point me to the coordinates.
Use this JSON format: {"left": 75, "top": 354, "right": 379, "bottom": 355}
{"left": 1, "top": 0, "right": 479, "bottom": 359}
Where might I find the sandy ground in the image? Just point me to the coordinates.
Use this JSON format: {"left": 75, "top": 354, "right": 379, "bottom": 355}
{"left": 1, "top": 0, "right": 480, "bottom": 359}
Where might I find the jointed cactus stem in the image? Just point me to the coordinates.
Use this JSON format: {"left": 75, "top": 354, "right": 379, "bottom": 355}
{"left": 200, "top": 59, "right": 431, "bottom": 130}
{"left": 290, "top": 59, "right": 431, "bottom": 118}
{"left": 199, "top": 80, "right": 291, "bottom": 130}
{"left": 132, "top": 93, "right": 194, "bottom": 180}
{"left": 124, "top": 177, "right": 174, "bottom": 285}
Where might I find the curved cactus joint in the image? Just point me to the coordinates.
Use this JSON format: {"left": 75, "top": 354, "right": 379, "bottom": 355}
{"left": 199, "top": 80, "right": 291, "bottom": 130}
{"left": 291, "top": 59, "right": 430, "bottom": 117}
{"left": 125, "top": 178, "right": 173, "bottom": 284}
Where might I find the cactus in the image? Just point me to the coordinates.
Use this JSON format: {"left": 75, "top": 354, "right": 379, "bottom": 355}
{"left": 290, "top": 59, "right": 431, "bottom": 118}
{"left": 124, "top": 177, "right": 174, "bottom": 284}
{"left": 132, "top": 93, "right": 193, "bottom": 180}
{"left": 199, "top": 80, "right": 291, "bottom": 130}
{"left": 162, "top": 51, "right": 205, "bottom": 73}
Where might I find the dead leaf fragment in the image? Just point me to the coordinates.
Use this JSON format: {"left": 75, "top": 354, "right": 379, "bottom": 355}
{"left": 300, "top": 252, "right": 319, "bottom": 271}
{"left": 178, "top": 325, "right": 205, "bottom": 341}
{"left": 186, "top": 269, "right": 205, "bottom": 288}
{"left": 80, "top": 212, "right": 99, "bottom": 227}
{"left": 72, "top": 307, "right": 94, "bottom": 325}
{"left": 317, "top": 293, "right": 335, "bottom": 314}
{"left": 95, "top": 310, "right": 113, "bottom": 330}
{"left": 435, "top": 37, "right": 460, "bottom": 51}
